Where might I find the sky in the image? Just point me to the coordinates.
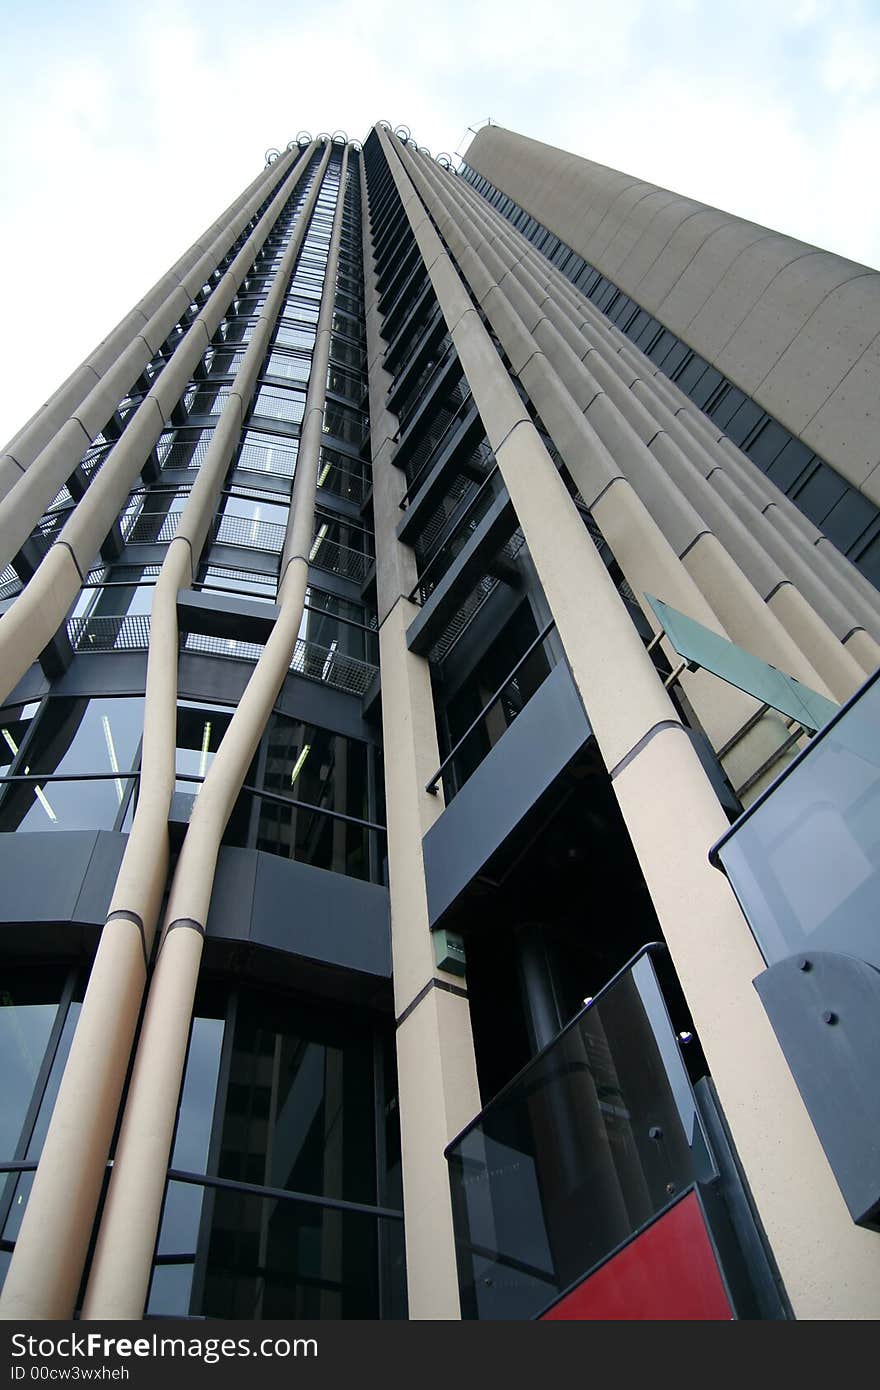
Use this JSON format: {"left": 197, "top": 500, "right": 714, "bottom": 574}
{"left": 1, "top": 0, "right": 879, "bottom": 447}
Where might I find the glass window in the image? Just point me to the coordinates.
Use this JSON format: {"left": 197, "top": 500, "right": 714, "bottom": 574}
{"left": 172, "top": 702, "right": 254, "bottom": 844}
{"left": 147, "top": 981, "right": 398, "bottom": 1320}
{"left": 0, "top": 965, "right": 85, "bottom": 1292}
{"left": 255, "top": 714, "right": 369, "bottom": 877}
{"left": 150, "top": 1183, "right": 382, "bottom": 1319}
{"left": 238, "top": 431, "right": 298, "bottom": 478}
{"left": 0, "top": 697, "right": 144, "bottom": 834}
{"left": 0, "top": 702, "right": 39, "bottom": 775}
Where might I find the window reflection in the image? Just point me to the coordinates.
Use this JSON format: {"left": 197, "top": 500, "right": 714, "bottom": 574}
{"left": 148, "top": 981, "right": 398, "bottom": 1319}
{"left": 0, "top": 697, "right": 144, "bottom": 833}
{"left": 256, "top": 714, "right": 369, "bottom": 878}
{"left": 0, "top": 965, "right": 85, "bottom": 1292}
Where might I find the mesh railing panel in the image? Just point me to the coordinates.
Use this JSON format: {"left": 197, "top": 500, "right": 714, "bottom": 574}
{"left": 68, "top": 613, "right": 152, "bottom": 651}
{"left": 237, "top": 438, "right": 298, "bottom": 477}
{"left": 428, "top": 530, "right": 526, "bottom": 665}
{"left": 123, "top": 510, "right": 184, "bottom": 545}
{"left": 215, "top": 514, "right": 286, "bottom": 553}
{"left": 157, "top": 435, "right": 213, "bottom": 471}
{"left": 0, "top": 564, "right": 22, "bottom": 602}
{"left": 68, "top": 619, "right": 378, "bottom": 698}
{"left": 308, "top": 535, "right": 372, "bottom": 582}
{"left": 253, "top": 387, "right": 306, "bottom": 424}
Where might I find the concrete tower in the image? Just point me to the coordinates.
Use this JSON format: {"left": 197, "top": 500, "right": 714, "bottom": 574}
{"left": 0, "top": 123, "right": 878, "bottom": 1322}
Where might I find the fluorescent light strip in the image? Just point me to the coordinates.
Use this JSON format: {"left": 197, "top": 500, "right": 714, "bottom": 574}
{"left": 101, "top": 714, "right": 125, "bottom": 805}
{"left": 309, "top": 524, "right": 328, "bottom": 561}
{"left": 198, "top": 721, "right": 212, "bottom": 777}
{"left": 290, "top": 744, "right": 311, "bottom": 786}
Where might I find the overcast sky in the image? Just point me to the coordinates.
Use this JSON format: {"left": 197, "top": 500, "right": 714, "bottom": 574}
{"left": 2, "top": 0, "right": 879, "bottom": 448}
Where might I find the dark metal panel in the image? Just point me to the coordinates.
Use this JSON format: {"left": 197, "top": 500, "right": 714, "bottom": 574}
{"left": 206, "top": 845, "right": 391, "bottom": 980}
{"left": 0, "top": 830, "right": 124, "bottom": 927}
{"left": 422, "top": 662, "right": 591, "bottom": 926}
{"left": 177, "top": 588, "right": 280, "bottom": 643}
{"left": 73, "top": 831, "right": 128, "bottom": 924}
{"left": 754, "top": 950, "right": 880, "bottom": 1229}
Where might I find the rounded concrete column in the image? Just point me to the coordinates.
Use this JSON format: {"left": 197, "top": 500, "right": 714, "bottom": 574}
{"left": 360, "top": 143, "right": 480, "bottom": 1319}
{"left": 81, "top": 144, "right": 343, "bottom": 1319}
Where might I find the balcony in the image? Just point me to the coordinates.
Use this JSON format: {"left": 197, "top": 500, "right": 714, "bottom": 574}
{"left": 446, "top": 947, "right": 721, "bottom": 1319}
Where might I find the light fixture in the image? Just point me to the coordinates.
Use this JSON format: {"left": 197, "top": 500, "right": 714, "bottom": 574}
{"left": 290, "top": 744, "right": 311, "bottom": 785}
{"left": 102, "top": 714, "right": 124, "bottom": 805}
{"left": 678, "top": 1030, "right": 694, "bottom": 1044}
{"left": 198, "top": 721, "right": 213, "bottom": 777}
{"left": 318, "top": 460, "right": 332, "bottom": 487}
{"left": 28, "top": 772, "right": 57, "bottom": 824}
{"left": 309, "top": 524, "right": 328, "bottom": 561}
{"left": 2, "top": 728, "right": 19, "bottom": 757}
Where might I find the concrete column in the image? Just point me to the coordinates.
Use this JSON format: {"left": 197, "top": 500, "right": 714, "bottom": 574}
{"left": 448, "top": 159, "right": 880, "bottom": 684}
{"left": 398, "top": 148, "right": 804, "bottom": 792}
{"left": 81, "top": 143, "right": 343, "bottom": 1320}
{"left": 360, "top": 147, "right": 480, "bottom": 1319}
{"left": 0, "top": 143, "right": 325, "bottom": 1323}
{"left": 379, "top": 127, "right": 880, "bottom": 1319}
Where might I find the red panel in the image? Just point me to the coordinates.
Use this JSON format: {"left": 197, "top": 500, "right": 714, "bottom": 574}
{"left": 540, "top": 1191, "right": 734, "bottom": 1321}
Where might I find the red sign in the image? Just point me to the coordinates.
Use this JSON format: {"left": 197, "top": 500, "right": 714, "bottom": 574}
{"left": 541, "top": 1191, "right": 734, "bottom": 1320}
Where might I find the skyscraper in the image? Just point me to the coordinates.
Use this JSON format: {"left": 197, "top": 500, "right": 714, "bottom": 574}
{"left": 0, "top": 121, "right": 878, "bottom": 1322}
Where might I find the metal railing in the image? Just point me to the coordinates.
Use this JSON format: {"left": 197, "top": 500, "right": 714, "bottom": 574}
{"left": 398, "top": 376, "right": 470, "bottom": 479}
{"left": 157, "top": 434, "right": 213, "bottom": 472}
{"left": 265, "top": 352, "right": 311, "bottom": 385}
{"left": 309, "top": 534, "right": 372, "bottom": 583}
{"left": 237, "top": 438, "right": 298, "bottom": 478}
{"left": 68, "top": 613, "right": 152, "bottom": 651}
{"left": 397, "top": 390, "right": 477, "bottom": 510}
{"left": 427, "top": 529, "right": 526, "bottom": 667}
{"left": 214, "top": 513, "right": 286, "bottom": 553}
{"left": 67, "top": 615, "right": 378, "bottom": 699}
{"left": 316, "top": 452, "right": 369, "bottom": 505}
{"left": 186, "top": 387, "right": 233, "bottom": 418}
{"left": 122, "top": 509, "right": 184, "bottom": 546}
{"left": 426, "top": 619, "right": 556, "bottom": 795}
{"left": 252, "top": 387, "right": 306, "bottom": 424}
{"left": 410, "top": 463, "right": 502, "bottom": 605}
{"left": 0, "top": 564, "right": 23, "bottom": 602}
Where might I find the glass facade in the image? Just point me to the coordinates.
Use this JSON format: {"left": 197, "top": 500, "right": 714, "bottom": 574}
{"left": 147, "top": 982, "right": 403, "bottom": 1319}
{"left": 0, "top": 964, "right": 85, "bottom": 1286}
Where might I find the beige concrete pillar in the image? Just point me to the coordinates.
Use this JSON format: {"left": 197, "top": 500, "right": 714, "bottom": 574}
{"left": 361, "top": 148, "right": 480, "bottom": 1319}
{"left": 81, "top": 143, "right": 343, "bottom": 1320}
{"left": 0, "top": 143, "right": 324, "bottom": 1323}
{"left": 448, "top": 157, "right": 879, "bottom": 686}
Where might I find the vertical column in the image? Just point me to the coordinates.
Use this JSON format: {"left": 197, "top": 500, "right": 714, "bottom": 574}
{"left": 0, "top": 143, "right": 321, "bottom": 1322}
{"left": 80, "top": 143, "right": 344, "bottom": 1320}
{"left": 360, "top": 151, "right": 480, "bottom": 1320}
{"left": 377, "top": 125, "right": 880, "bottom": 1319}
